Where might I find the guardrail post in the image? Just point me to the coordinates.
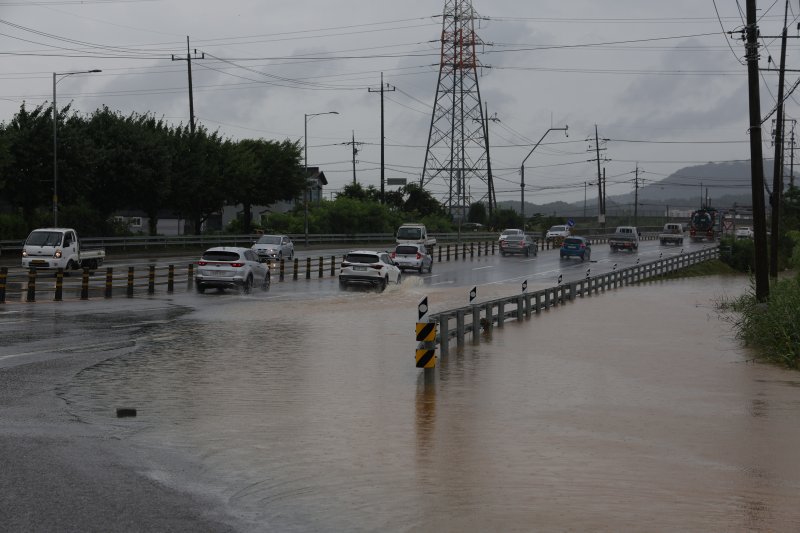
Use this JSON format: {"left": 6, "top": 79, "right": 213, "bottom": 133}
{"left": 471, "top": 305, "right": 481, "bottom": 343}
{"left": 456, "top": 309, "right": 465, "bottom": 347}
{"left": 318, "top": 256, "right": 324, "bottom": 278}
{"left": 148, "top": 265, "right": 155, "bottom": 294}
{"left": 55, "top": 268, "right": 64, "bottom": 301}
{"left": 127, "top": 266, "right": 134, "bottom": 298}
{"left": 543, "top": 288, "right": 550, "bottom": 309}
{"left": 569, "top": 282, "right": 576, "bottom": 301}
{"left": 81, "top": 268, "right": 90, "bottom": 300}
{"left": 516, "top": 295, "right": 524, "bottom": 321}
{"left": 484, "top": 302, "right": 493, "bottom": 331}
{"left": 0, "top": 267, "right": 6, "bottom": 304}
{"left": 306, "top": 257, "right": 312, "bottom": 280}
{"left": 167, "top": 264, "right": 175, "bottom": 293}
{"left": 105, "top": 267, "right": 113, "bottom": 298}
{"left": 26, "top": 267, "right": 36, "bottom": 303}
{"left": 293, "top": 258, "right": 299, "bottom": 280}
{"left": 525, "top": 293, "right": 532, "bottom": 316}
{"left": 497, "top": 301, "right": 505, "bottom": 326}
{"left": 330, "top": 255, "right": 336, "bottom": 277}
{"left": 534, "top": 291, "right": 542, "bottom": 313}
{"left": 440, "top": 315, "right": 450, "bottom": 355}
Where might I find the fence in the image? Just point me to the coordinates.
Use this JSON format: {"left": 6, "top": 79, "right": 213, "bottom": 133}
{"left": 429, "top": 246, "right": 719, "bottom": 355}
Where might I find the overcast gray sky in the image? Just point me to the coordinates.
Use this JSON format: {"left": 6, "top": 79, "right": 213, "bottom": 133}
{"left": 0, "top": 0, "right": 794, "bottom": 205}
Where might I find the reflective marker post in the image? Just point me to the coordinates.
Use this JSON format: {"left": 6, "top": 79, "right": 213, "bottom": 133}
{"left": 415, "top": 297, "right": 436, "bottom": 369}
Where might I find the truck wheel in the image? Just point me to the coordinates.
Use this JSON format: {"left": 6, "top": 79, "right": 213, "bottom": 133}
{"left": 67, "top": 259, "right": 78, "bottom": 270}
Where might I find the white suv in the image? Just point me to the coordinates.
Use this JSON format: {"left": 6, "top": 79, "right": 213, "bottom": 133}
{"left": 546, "top": 225, "right": 571, "bottom": 242}
{"left": 196, "top": 247, "right": 270, "bottom": 293}
{"left": 339, "top": 250, "right": 401, "bottom": 291}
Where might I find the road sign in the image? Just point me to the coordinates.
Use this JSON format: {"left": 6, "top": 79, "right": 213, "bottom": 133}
{"left": 522, "top": 280, "right": 527, "bottom": 293}
{"left": 469, "top": 286, "right": 477, "bottom": 302}
{"left": 386, "top": 178, "right": 407, "bottom": 186}
{"left": 418, "top": 297, "right": 429, "bottom": 321}
{"left": 567, "top": 218, "right": 575, "bottom": 227}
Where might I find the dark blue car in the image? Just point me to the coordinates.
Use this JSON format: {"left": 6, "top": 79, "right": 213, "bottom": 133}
{"left": 560, "top": 236, "right": 591, "bottom": 261}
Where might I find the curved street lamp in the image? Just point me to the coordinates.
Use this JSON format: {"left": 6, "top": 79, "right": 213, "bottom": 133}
{"left": 304, "top": 111, "right": 339, "bottom": 246}
{"left": 519, "top": 125, "right": 568, "bottom": 228}
{"left": 53, "top": 69, "right": 102, "bottom": 227}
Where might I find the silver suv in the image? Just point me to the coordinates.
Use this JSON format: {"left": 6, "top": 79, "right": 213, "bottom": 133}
{"left": 252, "top": 234, "right": 294, "bottom": 261}
{"left": 339, "top": 250, "right": 401, "bottom": 291}
{"left": 196, "top": 247, "right": 270, "bottom": 293}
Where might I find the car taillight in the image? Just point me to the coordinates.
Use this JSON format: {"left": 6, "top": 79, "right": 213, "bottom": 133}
{"left": 416, "top": 253, "right": 422, "bottom": 260}
{"left": 580, "top": 243, "right": 586, "bottom": 249}
{"left": 197, "top": 261, "right": 207, "bottom": 266}
{"left": 230, "top": 262, "right": 244, "bottom": 267}
{"left": 390, "top": 252, "right": 396, "bottom": 258}
{"left": 370, "top": 264, "right": 383, "bottom": 270}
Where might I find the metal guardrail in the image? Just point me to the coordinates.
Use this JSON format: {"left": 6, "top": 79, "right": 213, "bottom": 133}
{"left": 0, "top": 228, "right": 664, "bottom": 254}
{"left": 429, "top": 246, "right": 719, "bottom": 355}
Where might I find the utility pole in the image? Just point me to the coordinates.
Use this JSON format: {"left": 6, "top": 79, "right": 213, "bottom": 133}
{"left": 343, "top": 131, "right": 363, "bottom": 184}
{"left": 791, "top": 122, "right": 796, "bottom": 188}
{"left": 589, "top": 125, "right": 608, "bottom": 229}
{"left": 479, "top": 101, "right": 499, "bottom": 216}
{"left": 368, "top": 73, "right": 395, "bottom": 203}
{"left": 171, "top": 36, "right": 205, "bottom": 134}
{"left": 745, "top": 0, "right": 770, "bottom": 302}
{"left": 769, "top": 0, "right": 790, "bottom": 279}
{"left": 634, "top": 164, "right": 640, "bottom": 227}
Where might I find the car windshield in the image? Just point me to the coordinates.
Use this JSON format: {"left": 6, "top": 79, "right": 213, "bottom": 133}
{"left": 202, "top": 251, "right": 242, "bottom": 262}
{"left": 501, "top": 229, "right": 521, "bottom": 236}
{"left": 505, "top": 235, "right": 524, "bottom": 242}
{"left": 549, "top": 226, "right": 566, "bottom": 232}
{"left": 563, "top": 237, "right": 582, "bottom": 245}
{"left": 345, "top": 253, "right": 379, "bottom": 264}
{"left": 26, "top": 231, "right": 63, "bottom": 246}
{"left": 395, "top": 246, "right": 419, "bottom": 255}
{"left": 256, "top": 235, "right": 282, "bottom": 245}
{"left": 397, "top": 227, "right": 422, "bottom": 240}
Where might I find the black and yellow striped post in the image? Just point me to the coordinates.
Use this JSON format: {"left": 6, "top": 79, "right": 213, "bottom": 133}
{"left": 80, "top": 268, "right": 90, "bottom": 300}
{"left": 0, "top": 266, "right": 8, "bottom": 304}
{"left": 127, "top": 266, "right": 134, "bottom": 298}
{"left": 54, "top": 268, "right": 64, "bottom": 302}
{"left": 167, "top": 264, "right": 175, "bottom": 293}
{"left": 318, "top": 256, "right": 323, "bottom": 278}
{"left": 330, "top": 255, "right": 336, "bottom": 277}
{"left": 26, "top": 267, "right": 36, "bottom": 303}
{"left": 484, "top": 241, "right": 489, "bottom": 255}
{"left": 446, "top": 244, "right": 450, "bottom": 261}
{"left": 305, "top": 257, "right": 311, "bottom": 279}
{"left": 470, "top": 242, "right": 474, "bottom": 258}
{"left": 105, "top": 267, "right": 113, "bottom": 298}
{"left": 293, "top": 258, "right": 299, "bottom": 280}
{"left": 279, "top": 259, "right": 285, "bottom": 281}
{"left": 462, "top": 243, "right": 466, "bottom": 260}
{"left": 187, "top": 263, "right": 194, "bottom": 288}
{"left": 148, "top": 265, "right": 155, "bottom": 294}
{"left": 438, "top": 245, "right": 442, "bottom": 263}
{"left": 415, "top": 321, "right": 437, "bottom": 369}
{"left": 477, "top": 241, "right": 482, "bottom": 257}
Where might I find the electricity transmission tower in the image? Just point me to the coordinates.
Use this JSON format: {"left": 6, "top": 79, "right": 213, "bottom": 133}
{"left": 421, "top": 0, "right": 494, "bottom": 220}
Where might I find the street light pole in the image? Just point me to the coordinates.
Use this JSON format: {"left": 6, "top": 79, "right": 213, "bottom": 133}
{"left": 519, "top": 125, "right": 568, "bottom": 228}
{"left": 303, "top": 111, "right": 339, "bottom": 246}
{"left": 53, "top": 69, "right": 101, "bottom": 227}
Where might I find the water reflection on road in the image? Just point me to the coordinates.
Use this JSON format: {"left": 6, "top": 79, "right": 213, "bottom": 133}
{"left": 62, "top": 276, "right": 800, "bottom": 531}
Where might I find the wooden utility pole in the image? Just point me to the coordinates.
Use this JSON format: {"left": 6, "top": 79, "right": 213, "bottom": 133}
{"left": 368, "top": 73, "right": 395, "bottom": 203}
{"left": 745, "top": 0, "right": 770, "bottom": 301}
{"left": 171, "top": 36, "right": 204, "bottom": 134}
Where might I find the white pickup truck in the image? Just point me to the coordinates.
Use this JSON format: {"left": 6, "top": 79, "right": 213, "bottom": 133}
{"left": 396, "top": 223, "right": 436, "bottom": 249}
{"left": 21, "top": 227, "right": 105, "bottom": 271}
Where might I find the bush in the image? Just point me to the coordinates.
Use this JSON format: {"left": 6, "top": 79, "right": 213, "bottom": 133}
{"left": 725, "top": 276, "right": 800, "bottom": 369}
{"left": 719, "top": 236, "right": 755, "bottom": 273}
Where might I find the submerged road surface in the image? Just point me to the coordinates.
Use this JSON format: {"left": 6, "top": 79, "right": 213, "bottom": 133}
{"left": 1, "top": 274, "right": 799, "bottom": 531}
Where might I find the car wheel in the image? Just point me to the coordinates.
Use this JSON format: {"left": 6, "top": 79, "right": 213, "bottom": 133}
{"left": 525, "top": 248, "right": 530, "bottom": 257}
{"left": 339, "top": 278, "right": 347, "bottom": 289}
{"left": 261, "top": 272, "right": 270, "bottom": 290}
{"left": 396, "top": 273, "right": 402, "bottom": 285}
{"left": 241, "top": 275, "right": 253, "bottom": 294}
{"left": 378, "top": 277, "right": 388, "bottom": 292}
{"left": 66, "top": 259, "right": 78, "bottom": 270}
{"left": 418, "top": 264, "right": 424, "bottom": 273}
{"left": 501, "top": 251, "right": 506, "bottom": 257}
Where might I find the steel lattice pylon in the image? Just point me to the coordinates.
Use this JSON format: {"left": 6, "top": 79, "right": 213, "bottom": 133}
{"left": 421, "top": 0, "right": 495, "bottom": 219}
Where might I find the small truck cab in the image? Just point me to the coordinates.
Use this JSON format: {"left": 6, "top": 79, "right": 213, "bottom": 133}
{"left": 21, "top": 227, "right": 105, "bottom": 271}
{"left": 659, "top": 223, "right": 684, "bottom": 246}
{"left": 396, "top": 223, "right": 436, "bottom": 249}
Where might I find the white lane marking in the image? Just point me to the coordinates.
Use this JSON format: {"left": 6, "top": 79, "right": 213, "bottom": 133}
{"left": 432, "top": 280, "right": 455, "bottom": 285}
{"left": 0, "top": 340, "right": 135, "bottom": 361}
{"left": 472, "top": 266, "right": 494, "bottom": 271}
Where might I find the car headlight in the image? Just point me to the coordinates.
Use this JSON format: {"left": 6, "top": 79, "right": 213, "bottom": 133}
{"left": 54, "top": 249, "right": 62, "bottom": 259}
{"left": 22, "top": 250, "right": 27, "bottom": 258}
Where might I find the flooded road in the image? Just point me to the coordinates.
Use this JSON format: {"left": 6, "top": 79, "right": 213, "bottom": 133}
{"left": 16, "top": 275, "right": 800, "bottom": 530}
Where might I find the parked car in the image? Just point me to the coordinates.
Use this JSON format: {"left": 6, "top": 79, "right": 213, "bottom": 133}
{"left": 735, "top": 226, "right": 754, "bottom": 240}
{"left": 195, "top": 247, "right": 270, "bottom": 294}
{"left": 339, "top": 250, "right": 402, "bottom": 291}
{"left": 499, "top": 234, "right": 537, "bottom": 257}
{"left": 545, "top": 225, "right": 571, "bottom": 242}
{"left": 252, "top": 234, "right": 294, "bottom": 261}
{"left": 560, "top": 236, "right": 592, "bottom": 261}
{"left": 498, "top": 228, "right": 524, "bottom": 242}
{"left": 391, "top": 244, "right": 433, "bottom": 273}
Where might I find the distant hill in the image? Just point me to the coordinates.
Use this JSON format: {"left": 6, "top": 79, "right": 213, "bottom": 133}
{"left": 498, "top": 160, "right": 791, "bottom": 217}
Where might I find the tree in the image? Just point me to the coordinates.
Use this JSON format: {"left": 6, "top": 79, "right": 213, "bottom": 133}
{"left": 402, "top": 183, "right": 444, "bottom": 218}
{"left": 467, "top": 202, "right": 487, "bottom": 224}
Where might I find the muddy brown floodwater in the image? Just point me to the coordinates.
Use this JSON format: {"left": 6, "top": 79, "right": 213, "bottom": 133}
{"left": 62, "top": 275, "right": 800, "bottom": 531}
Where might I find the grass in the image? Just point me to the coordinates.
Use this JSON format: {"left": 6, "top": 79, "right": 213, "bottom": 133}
{"left": 656, "top": 259, "right": 739, "bottom": 279}
{"left": 718, "top": 274, "right": 800, "bottom": 369}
